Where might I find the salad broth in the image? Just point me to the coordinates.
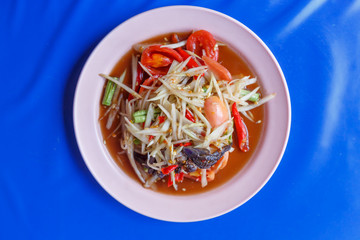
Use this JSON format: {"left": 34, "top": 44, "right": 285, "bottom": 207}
{"left": 99, "top": 33, "right": 264, "bottom": 195}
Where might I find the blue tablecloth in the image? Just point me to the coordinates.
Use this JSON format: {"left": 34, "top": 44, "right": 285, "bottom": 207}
{"left": 1, "top": 1, "right": 359, "bottom": 239}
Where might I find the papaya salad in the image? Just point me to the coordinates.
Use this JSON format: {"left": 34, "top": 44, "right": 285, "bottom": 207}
{"left": 99, "top": 30, "right": 275, "bottom": 191}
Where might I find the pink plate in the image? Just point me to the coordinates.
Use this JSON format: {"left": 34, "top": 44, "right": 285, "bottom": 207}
{"left": 73, "top": 6, "right": 291, "bottom": 222}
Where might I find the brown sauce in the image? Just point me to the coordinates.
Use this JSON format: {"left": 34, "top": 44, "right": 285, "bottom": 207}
{"left": 99, "top": 32, "right": 264, "bottom": 195}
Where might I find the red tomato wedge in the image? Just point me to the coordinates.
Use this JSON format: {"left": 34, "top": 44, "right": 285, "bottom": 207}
{"left": 141, "top": 45, "right": 183, "bottom": 75}
{"left": 186, "top": 30, "right": 219, "bottom": 61}
{"left": 202, "top": 55, "right": 232, "bottom": 81}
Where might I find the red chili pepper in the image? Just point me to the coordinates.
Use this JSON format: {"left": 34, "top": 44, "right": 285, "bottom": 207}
{"left": 168, "top": 173, "right": 185, "bottom": 186}
{"left": 231, "top": 103, "right": 249, "bottom": 152}
{"left": 158, "top": 116, "right": 166, "bottom": 124}
{"left": 174, "top": 142, "right": 192, "bottom": 147}
{"left": 138, "top": 75, "right": 159, "bottom": 94}
{"left": 185, "top": 109, "right": 196, "bottom": 123}
{"left": 176, "top": 48, "right": 199, "bottom": 69}
{"left": 128, "top": 64, "right": 144, "bottom": 101}
{"left": 161, "top": 164, "right": 178, "bottom": 175}
{"left": 175, "top": 172, "right": 184, "bottom": 182}
{"left": 148, "top": 135, "right": 154, "bottom": 141}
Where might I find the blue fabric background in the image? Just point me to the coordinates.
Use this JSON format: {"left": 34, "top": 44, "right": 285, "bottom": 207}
{"left": 1, "top": 0, "right": 359, "bottom": 239}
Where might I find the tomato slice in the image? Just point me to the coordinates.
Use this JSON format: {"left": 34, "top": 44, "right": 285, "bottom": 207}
{"left": 186, "top": 30, "right": 219, "bottom": 61}
{"left": 141, "top": 45, "right": 183, "bottom": 75}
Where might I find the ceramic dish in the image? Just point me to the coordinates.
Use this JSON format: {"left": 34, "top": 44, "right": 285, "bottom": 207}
{"left": 73, "top": 5, "right": 291, "bottom": 222}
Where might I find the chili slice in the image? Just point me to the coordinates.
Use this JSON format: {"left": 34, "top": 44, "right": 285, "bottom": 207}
{"left": 176, "top": 47, "right": 199, "bottom": 69}
{"left": 171, "top": 33, "right": 201, "bottom": 75}
{"left": 175, "top": 172, "right": 184, "bottom": 182}
{"left": 138, "top": 75, "right": 159, "bottom": 94}
{"left": 174, "top": 142, "right": 192, "bottom": 147}
{"left": 161, "top": 164, "right": 178, "bottom": 175}
{"left": 158, "top": 116, "right": 166, "bottom": 124}
{"left": 185, "top": 109, "right": 196, "bottom": 123}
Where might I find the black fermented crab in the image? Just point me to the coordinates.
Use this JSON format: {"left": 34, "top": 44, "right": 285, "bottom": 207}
{"left": 182, "top": 145, "right": 232, "bottom": 169}
{"left": 133, "top": 152, "right": 164, "bottom": 177}
{"left": 133, "top": 144, "right": 231, "bottom": 175}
